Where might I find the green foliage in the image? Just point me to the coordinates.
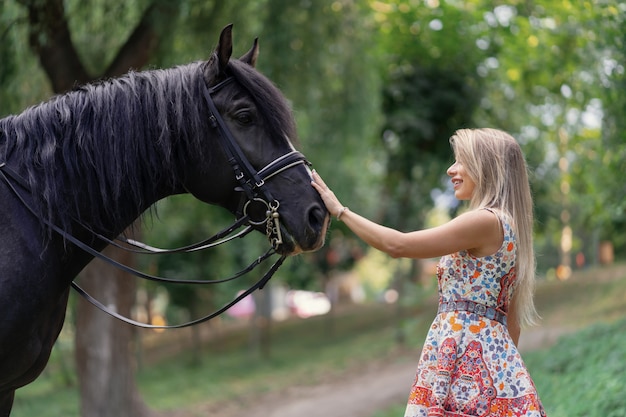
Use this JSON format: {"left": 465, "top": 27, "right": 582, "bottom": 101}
{"left": 471, "top": 1, "right": 626, "bottom": 262}
{"left": 0, "top": 2, "right": 17, "bottom": 86}
{"left": 525, "top": 318, "right": 626, "bottom": 417}
{"left": 65, "top": 0, "right": 151, "bottom": 75}
{"left": 0, "top": 1, "right": 51, "bottom": 115}
{"left": 373, "top": 1, "right": 488, "bottom": 228}
{"left": 594, "top": 3, "right": 626, "bottom": 253}
{"left": 371, "top": 403, "right": 406, "bottom": 417}
{"left": 259, "top": 0, "right": 384, "bottom": 217}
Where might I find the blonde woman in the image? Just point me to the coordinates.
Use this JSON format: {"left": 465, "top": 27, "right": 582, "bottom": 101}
{"left": 312, "top": 128, "right": 546, "bottom": 416}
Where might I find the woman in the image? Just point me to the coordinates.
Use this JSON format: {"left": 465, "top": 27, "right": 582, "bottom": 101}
{"left": 311, "top": 128, "right": 546, "bottom": 416}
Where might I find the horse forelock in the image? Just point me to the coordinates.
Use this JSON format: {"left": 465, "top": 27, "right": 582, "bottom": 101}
{"left": 0, "top": 62, "right": 210, "bottom": 235}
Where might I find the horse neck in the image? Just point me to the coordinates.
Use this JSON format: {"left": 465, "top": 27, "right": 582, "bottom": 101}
{"left": 2, "top": 64, "right": 207, "bottom": 238}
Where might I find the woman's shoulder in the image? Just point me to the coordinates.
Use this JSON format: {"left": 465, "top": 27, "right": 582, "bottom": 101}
{"left": 480, "top": 208, "right": 516, "bottom": 242}
{"left": 451, "top": 209, "right": 503, "bottom": 235}
{"left": 479, "top": 207, "right": 514, "bottom": 226}
{"left": 457, "top": 208, "right": 508, "bottom": 257}
{"left": 458, "top": 207, "right": 502, "bottom": 224}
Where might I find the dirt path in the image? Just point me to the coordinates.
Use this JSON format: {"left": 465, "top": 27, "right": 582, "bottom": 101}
{"left": 225, "top": 357, "right": 416, "bottom": 417}
{"left": 177, "top": 324, "right": 572, "bottom": 417}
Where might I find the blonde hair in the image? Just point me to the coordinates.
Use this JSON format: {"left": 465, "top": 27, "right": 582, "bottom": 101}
{"left": 450, "top": 128, "right": 538, "bottom": 327}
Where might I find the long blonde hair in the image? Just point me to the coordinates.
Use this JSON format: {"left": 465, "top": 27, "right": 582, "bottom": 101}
{"left": 450, "top": 128, "right": 538, "bottom": 327}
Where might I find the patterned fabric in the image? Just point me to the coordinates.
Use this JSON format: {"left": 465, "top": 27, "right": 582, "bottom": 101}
{"left": 404, "top": 209, "right": 546, "bottom": 417}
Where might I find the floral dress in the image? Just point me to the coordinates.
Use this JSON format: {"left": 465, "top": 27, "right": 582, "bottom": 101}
{"left": 404, "top": 209, "right": 546, "bottom": 417}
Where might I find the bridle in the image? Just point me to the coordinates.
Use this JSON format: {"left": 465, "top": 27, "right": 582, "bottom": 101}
{"left": 202, "top": 76, "right": 310, "bottom": 250}
{"left": 0, "top": 73, "right": 311, "bottom": 329}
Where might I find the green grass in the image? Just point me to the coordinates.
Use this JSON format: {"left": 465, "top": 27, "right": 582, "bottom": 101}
{"left": 11, "top": 263, "right": 626, "bottom": 416}
{"left": 525, "top": 318, "right": 626, "bottom": 417}
{"left": 136, "top": 302, "right": 433, "bottom": 412}
{"left": 12, "top": 301, "right": 433, "bottom": 416}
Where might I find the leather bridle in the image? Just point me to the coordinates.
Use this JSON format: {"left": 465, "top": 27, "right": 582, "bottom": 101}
{"left": 202, "top": 76, "right": 310, "bottom": 250}
{"left": 0, "top": 74, "right": 311, "bottom": 329}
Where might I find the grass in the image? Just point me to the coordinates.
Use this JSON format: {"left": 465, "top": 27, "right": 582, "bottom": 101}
{"left": 11, "top": 262, "right": 626, "bottom": 416}
{"left": 526, "top": 318, "right": 626, "bottom": 417}
{"left": 12, "top": 301, "right": 433, "bottom": 416}
{"left": 137, "top": 301, "right": 434, "bottom": 412}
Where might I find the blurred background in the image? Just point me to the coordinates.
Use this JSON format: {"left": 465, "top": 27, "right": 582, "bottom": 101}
{"left": 1, "top": 1, "right": 624, "bottom": 416}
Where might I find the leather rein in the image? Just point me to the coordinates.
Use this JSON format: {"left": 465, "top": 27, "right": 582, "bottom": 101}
{"left": 0, "top": 74, "right": 310, "bottom": 329}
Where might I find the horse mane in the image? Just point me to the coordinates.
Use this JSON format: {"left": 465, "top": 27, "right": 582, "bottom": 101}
{"left": 0, "top": 58, "right": 298, "bottom": 237}
{"left": 0, "top": 62, "right": 213, "bottom": 235}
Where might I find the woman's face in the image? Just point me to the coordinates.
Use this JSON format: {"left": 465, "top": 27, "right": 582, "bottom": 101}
{"left": 447, "top": 159, "right": 476, "bottom": 200}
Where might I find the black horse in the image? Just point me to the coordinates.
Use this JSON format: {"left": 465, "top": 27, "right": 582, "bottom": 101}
{"left": 0, "top": 25, "right": 329, "bottom": 415}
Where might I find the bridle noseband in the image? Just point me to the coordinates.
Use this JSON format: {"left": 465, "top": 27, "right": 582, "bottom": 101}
{"left": 0, "top": 72, "right": 312, "bottom": 330}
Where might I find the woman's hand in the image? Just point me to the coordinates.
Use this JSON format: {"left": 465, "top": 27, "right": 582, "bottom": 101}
{"left": 311, "top": 170, "right": 344, "bottom": 217}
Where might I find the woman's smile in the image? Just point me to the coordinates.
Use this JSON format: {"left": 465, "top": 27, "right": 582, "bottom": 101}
{"left": 447, "top": 161, "right": 475, "bottom": 200}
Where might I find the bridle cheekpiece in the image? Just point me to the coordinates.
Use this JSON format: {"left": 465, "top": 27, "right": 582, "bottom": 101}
{"left": 202, "top": 76, "right": 310, "bottom": 250}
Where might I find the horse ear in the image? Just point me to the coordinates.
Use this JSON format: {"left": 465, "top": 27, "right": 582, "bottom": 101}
{"left": 240, "top": 38, "right": 259, "bottom": 68}
{"left": 215, "top": 24, "right": 234, "bottom": 75}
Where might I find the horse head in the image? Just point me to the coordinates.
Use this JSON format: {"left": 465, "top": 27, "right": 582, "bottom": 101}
{"left": 182, "top": 25, "right": 329, "bottom": 255}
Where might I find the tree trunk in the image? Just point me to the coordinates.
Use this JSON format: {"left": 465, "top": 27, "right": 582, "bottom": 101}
{"left": 75, "top": 245, "right": 153, "bottom": 417}
{"left": 16, "top": 2, "right": 182, "bottom": 415}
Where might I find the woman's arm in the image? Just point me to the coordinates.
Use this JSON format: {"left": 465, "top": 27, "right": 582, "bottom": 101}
{"left": 311, "top": 171, "right": 502, "bottom": 259}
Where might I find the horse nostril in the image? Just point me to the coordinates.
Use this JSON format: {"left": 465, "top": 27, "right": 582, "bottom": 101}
{"left": 307, "top": 204, "right": 327, "bottom": 234}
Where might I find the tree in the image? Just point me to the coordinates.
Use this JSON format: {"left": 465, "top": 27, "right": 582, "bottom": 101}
{"left": 364, "top": 0, "right": 489, "bottom": 342}
{"left": 471, "top": 1, "right": 626, "bottom": 270}
{"left": 75, "top": 244, "right": 152, "bottom": 417}
{"left": 7, "top": 0, "right": 180, "bottom": 415}
{"left": 593, "top": 2, "right": 626, "bottom": 256}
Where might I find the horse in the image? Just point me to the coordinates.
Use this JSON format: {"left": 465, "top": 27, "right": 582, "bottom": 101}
{"left": 0, "top": 24, "right": 329, "bottom": 415}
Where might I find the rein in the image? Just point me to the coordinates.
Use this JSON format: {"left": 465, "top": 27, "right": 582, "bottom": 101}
{"left": 0, "top": 74, "right": 310, "bottom": 329}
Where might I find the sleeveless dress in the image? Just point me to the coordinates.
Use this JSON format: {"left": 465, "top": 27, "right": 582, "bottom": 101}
{"left": 404, "top": 209, "right": 546, "bottom": 417}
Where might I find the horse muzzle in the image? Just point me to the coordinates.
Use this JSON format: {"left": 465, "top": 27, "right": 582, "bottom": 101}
{"left": 270, "top": 202, "right": 329, "bottom": 256}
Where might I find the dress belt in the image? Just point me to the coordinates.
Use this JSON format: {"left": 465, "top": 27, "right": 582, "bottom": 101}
{"left": 438, "top": 299, "right": 507, "bottom": 326}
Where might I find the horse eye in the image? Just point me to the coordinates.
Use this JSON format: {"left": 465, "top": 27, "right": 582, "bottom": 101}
{"left": 234, "top": 111, "right": 253, "bottom": 126}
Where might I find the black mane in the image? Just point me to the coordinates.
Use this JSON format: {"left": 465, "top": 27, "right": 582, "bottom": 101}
{"left": 0, "top": 62, "right": 210, "bottom": 234}
{"left": 0, "top": 58, "right": 296, "bottom": 235}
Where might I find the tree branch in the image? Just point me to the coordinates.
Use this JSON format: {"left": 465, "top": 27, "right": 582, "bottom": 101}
{"left": 18, "top": 0, "right": 89, "bottom": 93}
{"left": 104, "top": 1, "right": 180, "bottom": 78}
